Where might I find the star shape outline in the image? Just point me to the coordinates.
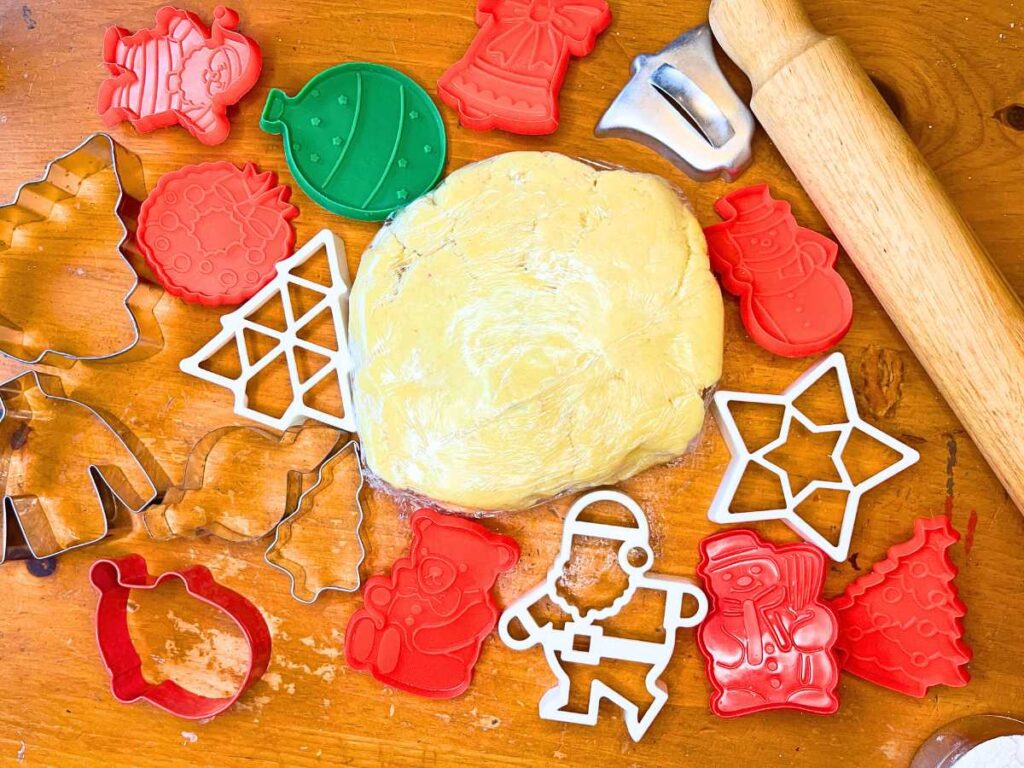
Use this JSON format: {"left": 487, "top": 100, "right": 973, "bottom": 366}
{"left": 708, "top": 353, "right": 920, "bottom": 561}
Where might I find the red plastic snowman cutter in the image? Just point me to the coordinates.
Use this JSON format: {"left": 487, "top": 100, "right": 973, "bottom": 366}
{"left": 138, "top": 161, "right": 298, "bottom": 306}
{"left": 99, "top": 6, "right": 262, "bottom": 146}
{"left": 831, "top": 515, "right": 971, "bottom": 697}
{"left": 704, "top": 184, "right": 853, "bottom": 358}
{"left": 437, "top": 0, "right": 612, "bottom": 135}
{"left": 697, "top": 529, "right": 840, "bottom": 718}
{"left": 345, "top": 508, "right": 519, "bottom": 699}
{"left": 90, "top": 554, "right": 272, "bottom": 719}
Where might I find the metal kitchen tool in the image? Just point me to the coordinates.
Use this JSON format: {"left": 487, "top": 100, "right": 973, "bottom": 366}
{"left": 0, "top": 132, "right": 161, "bottom": 366}
{"left": 0, "top": 371, "right": 158, "bottom": 563}
{"left": 265, "top": 440, "right": 368, "bottom": 603}
{"left": 595, "top": 24, "right": 754, "bottom": 181}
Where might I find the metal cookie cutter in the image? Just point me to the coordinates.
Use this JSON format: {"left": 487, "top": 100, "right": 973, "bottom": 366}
{"left": 709, "top": 352, "right": 920, "bottom": 562}
{"left": 265, "top": 440, "right": 367, "bottom": 603}
{"left": 0, "top": 371, "right": 159, "bottom": 563}
{"left": 595, "top": 25, "right": 755, "bottom": 181}
{"left": 90, "top": 554, "right": 272, "bottom": 719}
{"left": 0, "top": 132, "right": 162, "bottom": 366}
{"left": 498, "top": 489, "right": 708, "bottom": 742}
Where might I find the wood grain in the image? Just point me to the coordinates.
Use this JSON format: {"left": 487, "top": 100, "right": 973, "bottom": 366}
{"left": 711, "top": 0, "right": 1024, "bottom": 513}
{"left": 1, "top": 0, "right": 1024, "bottom": 766}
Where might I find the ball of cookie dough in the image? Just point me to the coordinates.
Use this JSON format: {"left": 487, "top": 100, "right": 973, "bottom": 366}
{"left": 348, "top": 152, "right": 723, "bottom": 511}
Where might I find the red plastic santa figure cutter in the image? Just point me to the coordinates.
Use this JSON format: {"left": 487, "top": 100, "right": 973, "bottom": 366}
{"left": 697, "top": 529, "right": 840, "bottom": 718}
{"left": 437, "top": 0, "right": 612, "bottom": 135}
{"left": 704, "top": 184, "right": 853, "bottom": 358}
{"left": 345, "top": 509, "right": 520, "bottom": 699}
{"left": 98, "top": 6, "right": 261, "bottom": 146}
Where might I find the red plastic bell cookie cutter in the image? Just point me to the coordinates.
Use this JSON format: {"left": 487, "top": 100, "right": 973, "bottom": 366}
{"left": 704, "top": 184, "right": 853, "bottom": 358}
{"left": 345, "top": 509, "right": 520, "bottom": 699}
{"left": 831, "top": 515, "right": 971, "bottom": 697}
{"left": 437, "top": 0, "right": 612, "bottom": 135}
{"left": 98, "top": 6, "right": 262, "bottom": 146}
{"left": 138, "top": 162, "right": 298, "bottom": 306}
{"left": 90, "top": 554, "right": 272, "bottom": 719}
{"left": 697, "top": 529, "right": 840, "bottom": 718}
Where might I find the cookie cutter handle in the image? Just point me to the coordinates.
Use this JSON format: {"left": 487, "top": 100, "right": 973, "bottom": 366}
{"left": 710, "top": 0, "right": 1024, "bottom": 514}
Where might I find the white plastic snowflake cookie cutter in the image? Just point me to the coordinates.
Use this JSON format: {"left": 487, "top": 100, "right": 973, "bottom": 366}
{"left": 179, "top": 229, "right": 356, "bottom": 432}
{"left": 709, "top": 352, "right": 920, "bottom": 562}
{"left": 498, "top": 489, "right": 708, "bottom": 742}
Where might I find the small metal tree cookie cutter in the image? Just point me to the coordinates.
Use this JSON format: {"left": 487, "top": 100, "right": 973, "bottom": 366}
{"left": 0, "top": 132, "right": 162, "bottom": 366}
{"left": 595, "top": 25, "right": 755, "bottom": 181}
{"left": 265, "top": 440, "right": 367, "bottom": 603}
{"left": 0, "top": 370, "right": 158, "bottom": 563}
{"left": 708, "top": 352, "right": 920, "bottom": 562}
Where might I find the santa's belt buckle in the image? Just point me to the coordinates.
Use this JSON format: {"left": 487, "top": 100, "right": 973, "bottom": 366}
{"left": 560, "top": 622, "right": 604, "bottom": 665}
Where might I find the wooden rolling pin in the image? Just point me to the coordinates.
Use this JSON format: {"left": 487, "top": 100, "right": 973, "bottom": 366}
{"left": 709, "top": 0, "right": 1024, "bottom": 512}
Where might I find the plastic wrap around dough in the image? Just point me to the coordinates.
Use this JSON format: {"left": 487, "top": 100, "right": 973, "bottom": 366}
{"left": 348, "top": 152, "right": 724, "bottom": 512}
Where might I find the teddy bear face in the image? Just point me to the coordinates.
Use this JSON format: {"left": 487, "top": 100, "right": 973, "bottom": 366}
{"left": 706, "top": 555, "right": 781, "bottom": 598}
{"left": 415, "top": 518, "right": 517, "bottom": 590}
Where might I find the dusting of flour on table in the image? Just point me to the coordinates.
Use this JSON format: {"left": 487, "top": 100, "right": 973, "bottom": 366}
{"left": 954, "top": 736, "right": 1024, "bottom": 768}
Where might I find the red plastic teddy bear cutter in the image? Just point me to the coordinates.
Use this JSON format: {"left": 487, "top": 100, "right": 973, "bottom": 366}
{"left": 90, "top": 554, "right": 272, "bottom": 719}
{"left": 345, "top": 508, "right": 520, "bottom": 699}
{"left": 697, "top": 529, "right": 841, "bottom": 718}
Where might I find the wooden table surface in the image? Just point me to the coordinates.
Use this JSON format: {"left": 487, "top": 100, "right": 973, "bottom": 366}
{"left": 2, "top": 0, "right": 1023, "bottom": 765}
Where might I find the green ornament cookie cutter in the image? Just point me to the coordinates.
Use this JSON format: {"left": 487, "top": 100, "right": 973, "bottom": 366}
{"left": 260, "top": 63, "right": 447, "bottom": 222}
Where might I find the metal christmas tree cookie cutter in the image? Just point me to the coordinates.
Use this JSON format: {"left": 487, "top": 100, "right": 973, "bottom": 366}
{"left": 595, "top": 25, "right": 755, "bottom": 181}
{"left": 0, "top": 132, "right": 162, "bottom": 366}
{"left": 265, "top": 440, "right": 367, "bottom": 603}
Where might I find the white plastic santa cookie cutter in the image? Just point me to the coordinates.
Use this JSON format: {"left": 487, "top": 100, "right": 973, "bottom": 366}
{"left": 180, "top": 229, "right": 356, "bottom": 431}
{"left": 709, "top": 352, "right": 920, "bottom": 562}
{"left": 498, "top": 489, "right": 708, "bottom": 742}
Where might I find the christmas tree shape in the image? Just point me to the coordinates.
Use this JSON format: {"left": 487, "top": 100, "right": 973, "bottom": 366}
{"left": 831, "top": 516, "right": 971, "bottom": 697}
{"left": 179, "top": 230, "right": 356, "bottom": 432}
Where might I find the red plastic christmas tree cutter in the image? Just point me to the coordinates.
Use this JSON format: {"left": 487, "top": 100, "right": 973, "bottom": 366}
{"left": 704, "top": 184, "right": 853, "bottom": 358}
{"left": 345, "top": 509, "right": 520, "bottom": 698}
{"left": 697, "top": 529, "right": 840, "bottom": 717}
{"left": 98, "top": 6, "right": 262, "bottom": 146}
{"left": 437, "top": 0, "right": 612, "bottom": 135}
{"left": 831, "top": 515, "right": 971, "bottom": 697}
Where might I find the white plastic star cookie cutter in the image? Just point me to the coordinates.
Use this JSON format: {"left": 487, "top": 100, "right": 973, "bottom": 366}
{"left": 180, "top": 229, "right": 356, "bottom": 431}
{"left": 498, "top": 489, "right": 708, "bottom": 742}
{"left": 709, "top": 352, "right": 920, "bottom": 562}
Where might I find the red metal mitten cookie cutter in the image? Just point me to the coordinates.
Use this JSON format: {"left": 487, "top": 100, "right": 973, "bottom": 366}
{"left": 138, "top": 161, "right": 298, "bottom": 306}
{"left": 704, "top": 184, "right": 853, "bottom": 358}
{"left": 345, "top": 509, "right": 520, "bottom": 698}
{"left": 437, "top": 0, "right": 611, "bottom": 135}
{"left": 90, "top": 554, "right": 272, "bottom": 719}
{"left": 98, "top": 6, "right": 262, "bottom": 146}
{"left": 697, "top": 529, "right": 840, "bottom": 717}
{"left": 831, "top": 515, "right": 971, "bottom": 697}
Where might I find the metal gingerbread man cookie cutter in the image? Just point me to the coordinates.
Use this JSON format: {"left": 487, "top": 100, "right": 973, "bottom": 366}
{"left": 498, "top": 489, "right": 709, "bottom": 742}
{"left": 0, "top": 132, "right": 161, "bottom": 366}
{"left": 595, "top": 24, "right": 754, "bottom": 181}
{"left": 709, "top": 352, "right": 920, "bottom": 562}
